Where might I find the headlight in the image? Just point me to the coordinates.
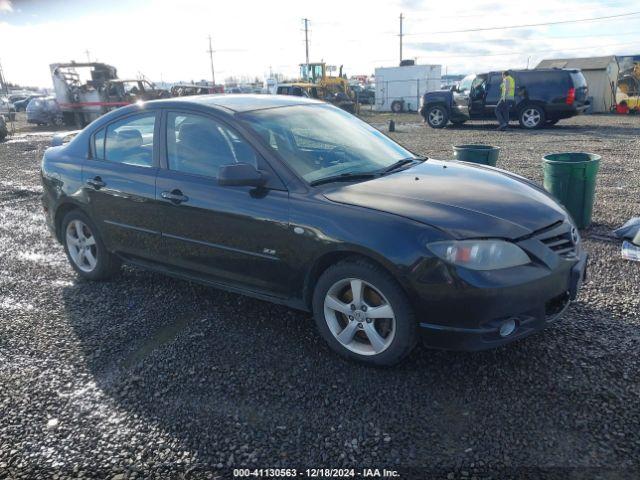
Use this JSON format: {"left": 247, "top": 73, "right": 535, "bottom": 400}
{"left": 428, "top": 240, "right": 530, "bottom": 271}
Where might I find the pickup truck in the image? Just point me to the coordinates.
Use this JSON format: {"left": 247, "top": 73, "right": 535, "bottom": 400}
{"left": 420, "top": 69, "right": 589, "bottom": 129}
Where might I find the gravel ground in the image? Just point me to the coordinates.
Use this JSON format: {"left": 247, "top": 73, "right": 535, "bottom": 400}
{"left": 0, "top": 112, "right": 639, "bottom": 479}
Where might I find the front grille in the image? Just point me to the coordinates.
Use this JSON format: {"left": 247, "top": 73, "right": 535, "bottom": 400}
{"left": 533, "top": 221, "right": 577, "bottom": 258}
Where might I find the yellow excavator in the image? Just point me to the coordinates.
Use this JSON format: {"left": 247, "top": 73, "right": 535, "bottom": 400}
{"left": 299, "top": 62, "right": 356, "bottom": 113}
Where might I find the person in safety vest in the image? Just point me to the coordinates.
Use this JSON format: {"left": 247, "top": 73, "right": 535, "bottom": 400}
{"left": 496, "top": 70, "right": 515, "bottom": 131}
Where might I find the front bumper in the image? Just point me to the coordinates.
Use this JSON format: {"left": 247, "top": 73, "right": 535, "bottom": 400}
{"left": 415, "top": 251, "right": 587, "bottom": 351}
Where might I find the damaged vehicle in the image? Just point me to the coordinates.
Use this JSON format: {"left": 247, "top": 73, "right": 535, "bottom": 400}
{"left": 26, "top": 97, "right": 63, "bottom": 126}
{"left": 0, "top": 97, "right": 16, "bottom": 121}
{"left": 40, "top": 95, "right": 587, "bottom": 366}
{"left": 170, "top": 84, "right": 224, "bottom": 97}
{"left": 50, "top": 62, "right": 169, "bottom": 127}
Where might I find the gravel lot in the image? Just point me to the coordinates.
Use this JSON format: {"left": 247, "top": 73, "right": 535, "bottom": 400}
{"left": 1, "top": 112, "right": 639, "bottom": 479}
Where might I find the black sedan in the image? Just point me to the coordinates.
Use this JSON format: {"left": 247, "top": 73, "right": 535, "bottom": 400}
{"left": 41, "top": 95, "right": 587, "bottom": 366}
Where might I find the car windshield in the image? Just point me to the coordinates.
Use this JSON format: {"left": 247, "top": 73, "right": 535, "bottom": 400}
{"left": 240, "top": 104, "right": 416, "bottom": 183}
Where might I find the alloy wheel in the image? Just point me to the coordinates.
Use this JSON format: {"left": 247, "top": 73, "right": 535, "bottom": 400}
{"left": 323, "top": 277, "right": 396, "bottom": 356}
{"left": 429, "top": 108, "right": 444, "bottom": 126}
{"left": 66, "top": 219, "right": 98, "bottom": 272}
{"left": 522, "top": 108, "right": 541, "bottom": 128}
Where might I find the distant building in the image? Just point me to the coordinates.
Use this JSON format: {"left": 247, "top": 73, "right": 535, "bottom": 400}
{"left": 535, "top": 56, "right": 619, "bottom": 113}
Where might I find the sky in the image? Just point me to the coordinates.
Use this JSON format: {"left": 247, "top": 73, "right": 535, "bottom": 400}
{"left": 1, "top": 0, "right": 639, "bottom": 88}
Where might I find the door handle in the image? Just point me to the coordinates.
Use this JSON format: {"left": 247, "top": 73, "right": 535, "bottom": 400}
{"left": 161, "top": 189, "right": 189, "bottom": 204}
{"left": 86, "top": 176, "right": 106, "bottom": 189}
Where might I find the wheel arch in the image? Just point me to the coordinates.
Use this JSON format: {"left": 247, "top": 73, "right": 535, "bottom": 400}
{"left": 518, "top": 100, "right": 547, "bottom": 116}
{"left": 53, "top": 201, "right": 88, "bottom": 243}
{"left": 425, "top": 101, "right": 449, "bottom": 113}
{"left": 302, "top": 247, "right": 409, "bottom": 310}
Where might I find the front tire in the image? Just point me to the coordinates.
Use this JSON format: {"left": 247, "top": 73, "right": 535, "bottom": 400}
{"left": 61, "top": 210, "right": 121, "bottom": 280}
{"left": 519, "top": 105, "right": 545, "bottom": 129}
{"left": 426, "top": 105, "right": 448, "bottom": 128}
{"left": 312, "top": 259, "right": 417, "bottom": 366}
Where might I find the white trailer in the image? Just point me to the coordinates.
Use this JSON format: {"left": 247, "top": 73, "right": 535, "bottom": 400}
{"left": 374, "top": 64, "right": 442, "bottom": 112}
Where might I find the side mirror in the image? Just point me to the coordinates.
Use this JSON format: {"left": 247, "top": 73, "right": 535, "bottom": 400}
{"left": 218, "top": 163, "right": 266, "bottom": 187}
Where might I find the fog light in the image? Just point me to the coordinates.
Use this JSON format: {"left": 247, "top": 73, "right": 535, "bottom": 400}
{"left": 499, "top": 318, "right": 517, "bottom": 337}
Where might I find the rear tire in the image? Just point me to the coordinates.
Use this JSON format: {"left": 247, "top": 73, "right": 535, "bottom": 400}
{"left": 312, "top": 259, "right": 417, "bottom": 366}
{"left": 61, "top": 210, "right": 121, "bottom": 281}
{"left": 426, "top": 105, "right": 448, "bottom": 129}
{"left": 391, "top": 100, "right": 404, "bottom": 113}
{"left": 519, "top": 105, "right": 545, "bottom": 129}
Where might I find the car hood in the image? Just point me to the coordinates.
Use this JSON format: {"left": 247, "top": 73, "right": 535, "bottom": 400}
{"left": 323, "top": 160, "right": 568, "bottom": 239}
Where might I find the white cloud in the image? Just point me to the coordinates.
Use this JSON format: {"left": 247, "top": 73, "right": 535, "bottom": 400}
{"left": 0, "top": 0, "right": 12, "bottom": 13}
{"left": 0, "top": 0, "right": 638, "bottom": 87}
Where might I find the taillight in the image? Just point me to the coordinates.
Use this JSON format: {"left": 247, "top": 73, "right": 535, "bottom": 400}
{"left": 566, "top": 87, "right": 575, "bottom": 105}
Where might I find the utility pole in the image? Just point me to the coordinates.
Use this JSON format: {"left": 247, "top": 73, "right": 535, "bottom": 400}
{"left": 207, "top": 35, "right": 216, "bottom": 86}
{"left": 84, "top": 49, "right": 91, "bottom": 63}
{"left": 0, "top": 60, "right": 6, "bottom": 94}
{"left": 303, "top": 18, "right": 310, "bottom": 67}
{"left": 399, "top": 13, "right": 404, "bottom": 65}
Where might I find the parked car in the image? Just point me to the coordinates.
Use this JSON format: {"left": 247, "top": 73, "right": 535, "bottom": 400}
{"left": 351, "top": 84, "right": 375, "bottom": 105}
{"left": 421, "top": 69, "right": 589, "bottom": 129}
{"left": 13, "top": 94, "right": 45, "bottom": 112}
{"left": 41, "top": 95, "right": 586, "bottom": 366}
{"left": 0, "top": 97, "right": 16, "bottom": 121}
{"left": 27, "top": 97, "right": 63, "bottom": 126}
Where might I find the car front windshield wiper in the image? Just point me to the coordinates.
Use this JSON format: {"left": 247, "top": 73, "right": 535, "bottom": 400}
{"left": 309, "top": 172, "right": 379, "bottom": 187}
{"left": 381, "top": 156, "right": 426, "bottom": 174}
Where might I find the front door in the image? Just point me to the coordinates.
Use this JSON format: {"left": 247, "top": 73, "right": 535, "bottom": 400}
{"left": 469, "top": 74, "right": 488, "bottom": 117}
{"left": 155, "top": 110, "right": 293, "bottom": 297}
{"left": 82, "top": 111, "right": 162, "bottom": 259}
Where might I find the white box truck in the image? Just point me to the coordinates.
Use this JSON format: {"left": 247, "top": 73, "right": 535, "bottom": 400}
{"left": 374, "top": 64, "right": 442, "bottom": 112}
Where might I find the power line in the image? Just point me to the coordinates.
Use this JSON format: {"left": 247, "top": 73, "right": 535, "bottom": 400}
{"left": 404, "top": 10, "right": 640, "bottom": 36}
{"left": 369, "top": 40, "right": 639, "bottom": 65}
{"left": 405, "top": 0, "right": 635, "bottom": 22}
{"left": 404, "top": 30, "right": 640, "bottom": 47}
{"left": 422, "top": 40, "right": 640, "bottom": 59}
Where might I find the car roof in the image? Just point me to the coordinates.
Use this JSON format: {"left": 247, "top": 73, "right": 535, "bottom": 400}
{"left": 150, "top": 93, "right": 323, "bottom": 113}
{"left": 482, "top": 69, "right": 580, "bottom": 75}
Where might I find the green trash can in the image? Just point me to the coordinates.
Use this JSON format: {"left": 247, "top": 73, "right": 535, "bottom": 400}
{"left": 453, "top": 144, "right": 500, "bottom": 166}
{"left": 542, "top": 152, "right": 601, "bottom": 229}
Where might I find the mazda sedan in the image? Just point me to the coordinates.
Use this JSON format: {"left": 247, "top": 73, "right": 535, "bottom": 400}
{"left": 41, "top": 95, "right": 587, "bottom": 366}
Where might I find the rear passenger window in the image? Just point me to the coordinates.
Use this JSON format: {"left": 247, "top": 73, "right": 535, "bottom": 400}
{"left": 166, "top": 112, "right": 258, "bottom": 178}
{"left": 104, "top": 113, "right": 156, "bottom": 167}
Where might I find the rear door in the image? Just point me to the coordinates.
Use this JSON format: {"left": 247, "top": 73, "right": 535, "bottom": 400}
{"left": 82, "top": 111, "right": 162, "bottom": 259}
{"left": 483, "top": 73, "right": 503, "bottom": 116}
{"left": 155, "top": 110, "right": 293, "bottom": 297}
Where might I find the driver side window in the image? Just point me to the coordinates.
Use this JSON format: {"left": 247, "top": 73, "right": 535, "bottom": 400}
{"left": 470, "top": 76, "right": 486, "bottom": 99}
{"left": 485, "top": 74, "right": 503, "bottom": 105}
{"left": 166, "top": 112, "right": 259, "bottom": 178}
